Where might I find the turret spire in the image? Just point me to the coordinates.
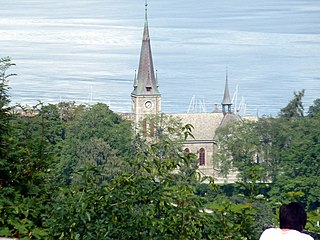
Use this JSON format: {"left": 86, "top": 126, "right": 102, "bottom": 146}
{"left": 222, "top": 67, "right": 232, "bottom": 114}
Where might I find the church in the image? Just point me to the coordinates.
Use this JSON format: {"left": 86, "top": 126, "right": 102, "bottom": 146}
{"left": 129, "top": 3, "right": 245, "bottom": 182}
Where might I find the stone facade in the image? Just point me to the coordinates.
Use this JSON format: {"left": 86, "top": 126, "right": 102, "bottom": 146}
{"left": 172, "top": 112, "right": 240, "bottom": 182}
{"left": 131, "top": 95, "right": 161, "bottom": 124}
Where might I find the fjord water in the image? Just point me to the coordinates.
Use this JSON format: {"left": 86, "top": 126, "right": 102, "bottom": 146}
{"left": 0, "top": 0, "right": 319, "bottom": 116}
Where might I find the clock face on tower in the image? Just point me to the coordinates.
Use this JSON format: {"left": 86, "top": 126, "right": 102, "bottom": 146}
{"left": 145, "top": 100, "right": 152, "bottom": 109}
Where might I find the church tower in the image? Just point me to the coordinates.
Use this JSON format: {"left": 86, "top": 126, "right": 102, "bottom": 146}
{"left": 221, "top": 69, "right": 232, "bottom": 114}
{"left": 131, "top": 2, "right": 161, "bottom": 124}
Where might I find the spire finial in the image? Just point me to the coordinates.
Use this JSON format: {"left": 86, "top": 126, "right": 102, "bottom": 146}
{"left": 142, "top": 0, "right": 150, "bottom": 41}
{"left": 226, "top": 66, "right": 228, "bottom": 81}
{"left": 145, "top": 0, "right": 148, "bottom": 17}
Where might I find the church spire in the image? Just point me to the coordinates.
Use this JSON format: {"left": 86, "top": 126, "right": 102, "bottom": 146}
{"left": 222, "top": 67, "right": 232, "bottom": 114}
{"left": 143, "top": 0, "right": 149, "bottom": 41}
{"left": 131, "top": 1, "right": 160, "bottom": 97}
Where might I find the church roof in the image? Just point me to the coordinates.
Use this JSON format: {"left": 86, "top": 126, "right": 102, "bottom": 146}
{"left": 131, "top": 3, "right": 160, "bottom": 97}
{"left": 171, "top": 112, "right": 242, "bottom": 142}
{"left": 173, "top": 112, "right": 225, "bottom": 140}
{"left": 219, "top": 113, "right": 242, "bottom": 128}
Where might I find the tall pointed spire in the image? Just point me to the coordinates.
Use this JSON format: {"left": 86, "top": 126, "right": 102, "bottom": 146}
{"left": 143, "top": 0, "right": 149, "bottom": 41}
{"left": 131, "top": 0, "right": 160, "bottom": 96}
{"left": 222, "top": 67, "right": 232, "bottom": 114}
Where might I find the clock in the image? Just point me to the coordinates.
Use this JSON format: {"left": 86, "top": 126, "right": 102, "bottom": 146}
{"left": 145, "top": 100, "right": 152, "bottom": 109}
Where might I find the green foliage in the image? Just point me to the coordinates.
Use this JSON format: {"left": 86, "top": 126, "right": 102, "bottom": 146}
{"left": 237, "top": 165, "right": 267, "bottom": 200}
{"left": 206, "top": 200, "right": 258, "bottom": 239}
{"left": 268, "top": 114, "right": 320, "bottom": 211}
{"left": 307, "top": 210, "right": 320, "bottom": 234}
{"left": 2, "top": 104, "right": 56, "bottom": 193}
{"left": 0, "top": 56, "right": 15, "bottom": 161}
{"left": 251, "top": 200, "right": 274, "bottom": 237}
{"left": 308, "top": 98, "right": 320, "bottom": 117}
{"left": 137, "top": 114, "right": 188, "bottom": 159}
{"left": 1, "top": 66, "right": 319, "bottom": 239}
{"left": 44, "top": 126, "right": 215, "bottom": 240}
{"left": 215, "top": 119, "right": 280, "bottom": 181}
{"left": 0, "top": 187, "right": 50, "bottom": 239}
{"left": 279, "top": 90, "right": 305, "bottom": 118}
{"left": 56, "top": 103, "right": 133, "bottom": 183}
{"left": 0, "top": 104, "right": 57, "bottom": 238}
{"left": 216, "top": 98, "right": 320, "bottom": 212}
{"left": 0, "top": 56, "right": 15, "bottom": 108}
{"left": 214, "top": 94, "right": 320, "bottom": 236}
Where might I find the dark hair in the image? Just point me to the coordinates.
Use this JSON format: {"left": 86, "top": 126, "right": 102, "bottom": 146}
{"left": 279, "top": 202, "right": 307, "bottom": 232}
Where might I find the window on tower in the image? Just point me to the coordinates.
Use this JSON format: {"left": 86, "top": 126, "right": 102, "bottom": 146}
{"left": 146, "top": 87, "right": 152, "bottom": 91}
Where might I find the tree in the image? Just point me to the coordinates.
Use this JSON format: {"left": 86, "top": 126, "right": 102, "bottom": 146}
{"left": 56, "top": 103, "right": 133, "bottom": 183}
{"left": 269, "top": 115, "right": 320, "bottom": 211}
{"left": 0, "top": 57, "right": 16, "bottom": 188}
{"left": 135, "top": 114, "right": 191, "bottom": 158}
{"left": 0, "top": 98, "right": 273, "bottom": 239}
{"left": 44, "top": 123, "right": 261, "bottom": 240}
{"left": 0, "top": 60, "right": 52, "bottom": 239}
{"left": 279, "top": 90, "right": 305, "bottom": 118}
{"left": 0, "top": 57, "right": 15, "bottom": 158}
{"left": 214, "top": 119, "right": 281, "bottom": 182}
{"left": 308, "top": 98, "right": 320, "bottom": 117}
{"left": 215, "top": 94, "right": 320, "bottom": 224}
{"left": 43, "top": 123, "right": 202, "bottom": 239}
{"left": 0, "top": 57, "right": 15, "bottom": 107}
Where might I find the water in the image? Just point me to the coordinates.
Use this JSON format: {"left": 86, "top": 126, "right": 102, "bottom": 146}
{"left": 0, "top": 0, "right": 319, "bottom": 116}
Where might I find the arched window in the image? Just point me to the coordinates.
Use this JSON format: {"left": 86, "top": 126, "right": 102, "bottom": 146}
{"left": 199, "top": 148, "right": 205, "bottom": 166}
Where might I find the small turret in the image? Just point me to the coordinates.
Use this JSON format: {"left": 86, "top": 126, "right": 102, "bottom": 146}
{"left": 221, "top": 68, "right": 232, "bottom": 114}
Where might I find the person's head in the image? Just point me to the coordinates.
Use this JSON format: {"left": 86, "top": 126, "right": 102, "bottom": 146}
{"left": 279, "top": 202, "right": 307, "bottom": 232}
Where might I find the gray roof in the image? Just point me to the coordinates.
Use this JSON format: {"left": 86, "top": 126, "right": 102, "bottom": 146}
{"left": 219, "top": 113, "right": 242, "bottom": 128}
{"left": 172, "top": 112, "right": 225, "bottom": 140}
